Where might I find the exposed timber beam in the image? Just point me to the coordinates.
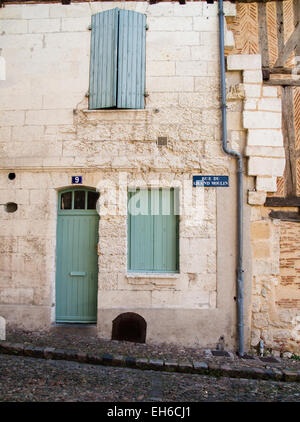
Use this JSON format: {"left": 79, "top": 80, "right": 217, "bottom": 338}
{"left": 263, "top": 67, "right": 300, "bottom": 75}
{"left": 264, "top": 79, "right": 300, "bottom": 86}
{"left": 274, "top": 23, "right": 300, "bottom": 68}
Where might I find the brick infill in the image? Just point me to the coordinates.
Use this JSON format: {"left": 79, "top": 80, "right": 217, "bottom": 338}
{"left": 0, "top": 341, "right": 299, "bottom": 383}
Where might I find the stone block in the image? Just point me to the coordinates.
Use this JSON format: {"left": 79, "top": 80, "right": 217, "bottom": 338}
{"left": 227, "top": 54, "right": 262, "bottom": 71}
{"left": 248, "top": 191, "right": 267, "bottom": 205}
{"left": 148, "top": 359, "right": 164, "bottom": 369}
{"left": 0, "top": 288, "right": 34, "bottom": 305}
{"left": 12, "top": 125, "right": 44, "bottom": 142}
{"left": 244, "top": 111, "right": 281, "bottom": 129}
{"left": 145, "top": 2, "right": 174, "bottom": 16}
{"left": 146, "top": 76, "right": 194, "bottom": 92}
{"left": 256, "top": 176, "right": 277, "bottom": 192}
{"left": 193, "top": 361, "right": 208, "bottom": 372}
{"left": 283, "top": 370, "right": 300, "bottom": 382}
{"left": 43, "top": 31, "right": 90, "bottom": 50}
{"left": 147, "top": 17, "right": 193, "bottom": 31}
{"left": 257, "top": 98, "right": 281, "bottom": 112}
{"left": 0, "top": 94, "right": 43, "bottom": 111}
{"left": 61, "top": 17, "right": 91, "bottom": 32}
{"left": 151, "top": 290, "right": 210, "bottom": 309}
{"left": 224, "top": 2, "right": 237, "bottom": 17}
{"left": 28, "top": 19, "right": 60, "bottom": 33}
{"left": 0, "top": 127, "right": 11, "bottom": 142}
{"left": 248, "top": 157, "right": 285, "bottom": 177}
{"left": 147, "top": 61, "right": 175, "bottom": 77}
{"left": 262, "top": 86, "right": 278, "bottom": 97}
{"left": 251, "top": 221, "right": 271, "bottom": 240}
{"left": 245, "top": 146, "right": 285, "bottom": 158}
{"left": 244, "top": 99, "right": 258, "bottom": 110}
{"left": 147, "top": 30, "right": 199, "bottom": 47}
{"left": 44, "top": 347, "right": 55, "bottom": 359}
{"left": 243, "top": 84, "right": 262, "bottom": 98}
{"left": 77, "top": 352, "right": 88, "bottom": 363}
{"left": 111, "top": 355, "right": 126, "bottom": 367}
{"left": 42, "top": 92, "right": 84, "bottom": 110}
{"left": 191, "top": 45, "right": 219, "bottom": 61}
{"left": 243, "top": 70, "right": 263, "bottom": 83}
{"left": 135, "top": 358, "right": 150, "bottom": 369}
{"left": 200, "top": 31, "right": 219, "bottom": 46}
{"left": 224, "top": 24, "right": 235, "bottom": 50}
{"left": 0, "top": 19, "right": 28, "bottom": 34}
{"left": 174, "top": 3, "right": 204, "bottom": 17}
{"left": 0, "top": 111, "right": 25, "bottom": 126}
{"left": 164, "top": 361, "right": 179, "bottom": 371}
{"left": 247, "top": 130, "right": 283, "bottom": 147}
{"left": 175, "top": 61, "right": 207, "bottom": 76}
{"left": 0, "top": 5, "right": 22, "bottom": 19}
{"left": 99, "top": 291, "right": 151, "bottom": 308}
{"left": 253, "top": 312, "right": 269, "bottom": 328}
{"left": 22, "top": 5, "right": 50, "bottom": 19}
{"left": 0, "top": 316, "right": 6, "bottom": 341}
{"left": 49, "top": 3, "right": 91, "bottom": 18}
{"left": 25, "top": 110, "right": 74, "bottom": 126}
{"left": 193, "top": 16, "right": 218, "bottom": 32}
{"left": 203, "top": 3, "right": 218, "bottom": 17}
{"left": 227, "top": 111, "right": 243, "bottom": 130}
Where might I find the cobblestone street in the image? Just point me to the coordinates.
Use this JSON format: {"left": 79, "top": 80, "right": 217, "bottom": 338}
{"left": 0, "top": 354, "right": 299, "bottom": 402}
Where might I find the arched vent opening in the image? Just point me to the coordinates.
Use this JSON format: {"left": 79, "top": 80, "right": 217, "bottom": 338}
{"left": 112, "top": 312, "right": 146, "bottom": 343}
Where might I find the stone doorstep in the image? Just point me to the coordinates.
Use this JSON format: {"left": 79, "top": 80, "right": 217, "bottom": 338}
{"left": 0, "top": 341, "right": 299, "bottom": 383}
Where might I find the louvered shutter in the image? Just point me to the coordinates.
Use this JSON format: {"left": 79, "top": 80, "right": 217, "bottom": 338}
{"left": 128, "top": 190, "right": 154, "bottom": 271}
{"left": 89, "top": 9, "right": 118, "bottom": 109}
{"left": 117, "top": 10, "right": 146, "bottom": 109}
{"left": 153, "top": 189, "right": 179, "bottom": 272}
{"left": 128, "top": 189, "right": 179, "bottom": 272}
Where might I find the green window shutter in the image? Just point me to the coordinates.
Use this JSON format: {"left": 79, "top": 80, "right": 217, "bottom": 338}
{"left": 89, "top": 8, "right": 119, "bottom": 109}
{"left": 117, "top": 10, "right": 146, "bottom": 109}
{"left": 128, "top": 189, "right": 179, "bottom": 272}
{"left": 128, "top": 190, "right": 154, "bottom": 271}
{"left": 153, "top": 189, "right": 179, "bottom": 272}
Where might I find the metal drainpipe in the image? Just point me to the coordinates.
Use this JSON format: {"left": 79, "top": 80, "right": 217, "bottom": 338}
{"left": 217, "top": 0, "right": 244, "bottom": 357}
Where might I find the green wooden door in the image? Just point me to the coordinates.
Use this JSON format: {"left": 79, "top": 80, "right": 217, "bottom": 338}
{"left": 56, "top": 189, "right": 99, "bottom": 323}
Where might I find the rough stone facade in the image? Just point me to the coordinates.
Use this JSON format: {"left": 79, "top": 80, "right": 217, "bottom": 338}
{"left": 249, "top": 216, "right": 300, "bottom": 354}
{"left": 0, "top": 1, "right": 243, "bottom": 349}
{"left": 0, "top": 1, "right": 298, "bottom": 353}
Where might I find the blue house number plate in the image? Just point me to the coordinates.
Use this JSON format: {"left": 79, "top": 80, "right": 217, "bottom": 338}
{"left": 193, "top": 175, "right": 229, "bottom": 187}
{"left": 72, "top": 176, "right": 82, "bottom": 184}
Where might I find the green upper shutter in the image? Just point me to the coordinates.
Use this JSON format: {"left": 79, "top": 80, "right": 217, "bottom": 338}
{"left": 153, "top": 189, "right": 179, "bottom": 272}
{"left": 128, "top": 189, "right": 179, "bottom": 272}
{"left": 89, "top": 8, "right": 146, "bottom": 110}
{"left": 89, "top": 8, "right": 118, "bottom": 109}
{"left": 117, "top": 9, "right": 146, "bottom": 109}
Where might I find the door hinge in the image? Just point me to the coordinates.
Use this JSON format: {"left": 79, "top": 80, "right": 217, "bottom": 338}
{"left": 88, "top": 24, "right": 92, "bottom": 30}
{"left": 145, "top": 24, "right": 149, "bottom": 30}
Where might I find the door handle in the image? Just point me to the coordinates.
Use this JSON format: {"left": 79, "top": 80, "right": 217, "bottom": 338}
{"left": 70, "top": 272, "right": 86, "bottom": 276}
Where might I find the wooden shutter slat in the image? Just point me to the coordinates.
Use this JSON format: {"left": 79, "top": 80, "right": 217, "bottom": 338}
{"left": 117, "top": 10, "right": 146, "bottom": 109}
{"left": 153, "top": 189, "right": 179, "bottom": 272}
{"left": 128, "top": 190, "right": 153, "bottom": 271}
{"left": 89, "top": 9, "right": 118, "bottom": 109}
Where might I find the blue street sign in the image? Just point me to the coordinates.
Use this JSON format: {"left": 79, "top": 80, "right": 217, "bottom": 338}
{"left": 72, "top": 176, "right": 82, "bottom": 184}
{"left": 193, "top": 175, "right": 229, "bottom": 187}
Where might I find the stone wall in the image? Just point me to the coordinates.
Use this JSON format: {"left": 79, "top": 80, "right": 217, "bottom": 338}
{"left": 250, "top": 216, "right": 300, "bottom": 354}
{"left": 0, "top": 2, "right": 246, "bottom": 349}
{"left": 225, "top": 53, "right": 299, "bottom": 354}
